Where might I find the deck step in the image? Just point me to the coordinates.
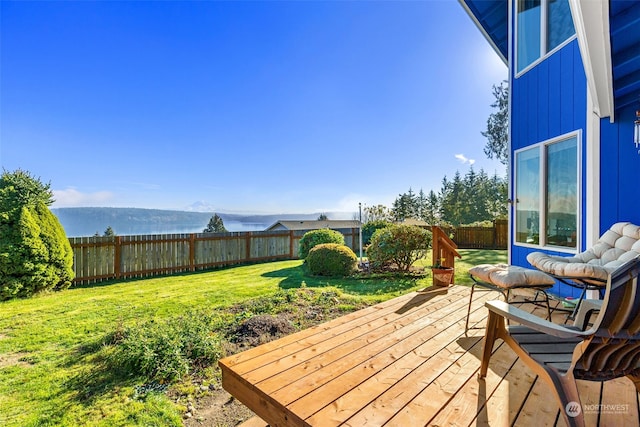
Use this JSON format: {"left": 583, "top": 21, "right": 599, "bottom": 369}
{"left": 238, "top": 415, "right": 269, "bottom": 427}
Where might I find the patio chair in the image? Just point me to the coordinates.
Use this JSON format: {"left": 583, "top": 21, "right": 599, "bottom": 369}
{"left": 527, "top": 222, "right": 640, "bottom": 318}
{"left": 479, "top": 256, "right": 640, "bottom": 427}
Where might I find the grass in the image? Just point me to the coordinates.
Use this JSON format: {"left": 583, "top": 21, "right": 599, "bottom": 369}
{"left": 0, "top": 249, "right": 506, "bottom": 426}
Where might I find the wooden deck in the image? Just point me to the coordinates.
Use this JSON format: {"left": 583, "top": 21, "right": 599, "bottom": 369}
{"left": 218, "top": 285, "right": 640, "bottom": 426}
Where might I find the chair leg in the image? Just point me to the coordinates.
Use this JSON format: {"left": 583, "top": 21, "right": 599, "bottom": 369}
{"left": 465, "top": 283, "right": 476, "bottom": 336}
{"left": 538, "top": 289, "right": 552, "bottom": 320}
{"left": 479, "top": 311, "right": 501, "bottom": 379}
{"left": 552, "top": 373, "right": 584, "bottom": 427}
{"left": 569, "top": 286, "right": 588, "bottom": 321}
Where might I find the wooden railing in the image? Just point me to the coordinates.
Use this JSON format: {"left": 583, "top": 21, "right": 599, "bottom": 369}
{"left": 432, "top": 226, "right": 462, "bottom": 283}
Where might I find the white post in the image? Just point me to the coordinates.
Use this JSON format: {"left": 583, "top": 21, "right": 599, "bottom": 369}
{"left": 359, "top": 202, "right": 363, "bottom": 266}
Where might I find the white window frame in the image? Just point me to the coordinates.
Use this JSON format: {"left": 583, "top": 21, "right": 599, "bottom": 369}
{"left": 515, "top": 0, "right": 577, "bottom": 77}
{"left": 513, "top": 130, "right": 582, "bottom": 253}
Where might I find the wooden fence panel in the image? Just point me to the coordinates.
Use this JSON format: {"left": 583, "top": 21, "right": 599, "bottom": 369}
{"left": 452, "top": 220, "right": 508, "bottom": 249}
{"left": 195, "top": 233, "right": 247, "bottom": 268}
{"left": 248, "top": 231, "right": 291, "bottom": 261}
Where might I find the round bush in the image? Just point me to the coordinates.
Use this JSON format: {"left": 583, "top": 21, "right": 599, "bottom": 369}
{"left": 366, "top": 224, "right": 432, "bottom": 272}
{"left": 306, "top": 243, "right": 357, "bottom": 277}
{"left": 298, "top": 228, "right": 345, "bottom": 259}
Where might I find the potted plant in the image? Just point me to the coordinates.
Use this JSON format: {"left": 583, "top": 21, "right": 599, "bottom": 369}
{"left": 431, "top": 258, "right": 454, "bottom": 287}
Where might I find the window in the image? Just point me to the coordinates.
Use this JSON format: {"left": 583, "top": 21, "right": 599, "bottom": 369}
{"left": 514, "top": 133, "right": 579, "bottom": 250}
{"left": 517, "top": 0, "right": 576, "bottom": 73}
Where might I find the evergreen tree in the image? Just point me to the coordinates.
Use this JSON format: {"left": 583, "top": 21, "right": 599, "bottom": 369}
{"left": 104, "top": 226, "right": 115, "bottom": 236}
{"left": 462, "top": 167, "right": 480, "bottom": 224}
{"left": 424, "top": 190, "right": 440, "bottom": 225}
{"left": 317, "top": 213, "right": 328, "bottom": 221}
{"left": 391, "top": 188, "right": 418, "bottom": 221}
{"left": 416, "top": 189, "right": 428, "bottom": 221}
{"left": 203, "top": 213, "right": 227, "bottom": 233}
{"left": 0, "top": 169, "right": 74, "bottom": 300}
{"left": 487, "top": 172, "right": 508, "bottom": 219}
{"left": 439, "top": 172, "right": 466, "bottom": 226}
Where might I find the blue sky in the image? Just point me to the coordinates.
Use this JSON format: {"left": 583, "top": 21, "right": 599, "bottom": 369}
{"left": 1, "top": 0, "right": 506, "bottom": 215}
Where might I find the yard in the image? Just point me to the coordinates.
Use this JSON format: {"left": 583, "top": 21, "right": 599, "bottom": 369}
{"left": 0, "top": 249, "right": 505, "bottom": 426}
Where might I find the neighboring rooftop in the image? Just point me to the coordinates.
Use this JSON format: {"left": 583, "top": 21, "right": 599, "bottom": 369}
{"left": 266, "top": 220, "right": 361, "bottom": 231}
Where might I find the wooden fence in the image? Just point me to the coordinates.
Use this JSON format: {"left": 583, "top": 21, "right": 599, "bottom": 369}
{"left": 451, "top": 220, "right": 508, "bottom": 249}
{"left": 69, "top": 228, "right": 361, "bottom": 285}
{"left": 68, "top": 222, "right": 507, "bottom": 285}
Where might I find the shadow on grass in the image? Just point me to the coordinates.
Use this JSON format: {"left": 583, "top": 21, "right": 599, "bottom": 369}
{"left": 263, "top": 265, "right": 424, "bottom": 296}
{"left": 60, "top": 337, "right": 140, "bottom": 407}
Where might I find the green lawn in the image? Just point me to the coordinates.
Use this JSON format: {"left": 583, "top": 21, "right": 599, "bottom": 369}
{"left": 0, "top": 249, "right": 506, "bottom": 426}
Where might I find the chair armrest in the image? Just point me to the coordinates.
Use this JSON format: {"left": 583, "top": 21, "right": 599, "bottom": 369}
{"left": 485, "top": 300, "right": 589, "bottom": 339}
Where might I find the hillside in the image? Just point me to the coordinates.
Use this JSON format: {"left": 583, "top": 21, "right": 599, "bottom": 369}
{"left": 51, "top": 207, "right": 338, "bottom": 237}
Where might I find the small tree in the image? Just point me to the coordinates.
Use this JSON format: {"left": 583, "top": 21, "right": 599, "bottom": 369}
{"left": 203, "top": 213, "right": 227, "bottom": 233}
{"left": 0, "top": 169, "right": 74, "bottom": 300}
{"left": 298, "top": 229, "right": 344, "bottom": 259}
{"left": 317, "top": 213, "right": 328, "bottom": 221}
{"left": 362, "top": 204, "right": 392, "bottom": 223}
{"left": 104, "top": 226, "right": 115, "bottom": 236}
{"left": 366, "top": 225, "right": 432, "bottom": 272}
{"left": 482, "top": 80, "right": 509, "bottom": 165}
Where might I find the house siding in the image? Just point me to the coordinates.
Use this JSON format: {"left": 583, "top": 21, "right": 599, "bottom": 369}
{"left": 600, "top": 105, "right": 640, "bottom": 233}
{"left": 510, "top": 39, "right": 588, "bottom": 298}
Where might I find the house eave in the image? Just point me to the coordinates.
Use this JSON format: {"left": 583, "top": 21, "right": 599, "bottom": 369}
{"left": 569, "top": 0, "right": 615, "bottom": 121}
{"left": 458, "top": 0, "right": 508, "bottom": 65}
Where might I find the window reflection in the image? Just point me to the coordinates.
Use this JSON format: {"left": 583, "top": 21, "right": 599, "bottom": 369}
{"left": 515, "top": 147, "right": 540, "bottom": 244}
{"left": 546, "top": 137, "right": 577, "bottom": 248}
{"left": 514, "top": 135, "right": 579, "bottom": 249}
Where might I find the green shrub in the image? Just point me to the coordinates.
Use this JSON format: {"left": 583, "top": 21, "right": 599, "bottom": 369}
{"left": 0, "top": 170, "right": 74, "bottom": 300}
{"left": 362, "top": 220, "right": 392, "bottom": 245}
{"left": 306, "top": 243, "right": 357, "bottom": 277}
{"left": 366, "top": 224, "right": 432, "bottom": 272}
{"left": 298, "top": 228, "right": 345, "bottom": 259}
{"left": 111, "top": 311, "right": 222, "bottom": 382}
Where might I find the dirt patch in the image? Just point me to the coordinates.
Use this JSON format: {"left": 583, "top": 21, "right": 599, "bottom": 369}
{"left": 0, "top": 352, "right": 33, "bottom": 369}
{"left": 232, "top": 314, "right": 295, "bottom": 347}
{"left": 182, "top": 388, "right": 255, "bottom": 427}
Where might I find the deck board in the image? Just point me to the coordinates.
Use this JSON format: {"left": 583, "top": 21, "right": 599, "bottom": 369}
{"left": 219, "top": 285, "right": 640, "bottom": 426}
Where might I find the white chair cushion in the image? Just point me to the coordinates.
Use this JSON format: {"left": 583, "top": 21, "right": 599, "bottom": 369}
{"left": 469, "top": 264, "right": 555, "bottom": 289}
{"left": 527, "top": 222, "right": 640, "bottom": 282}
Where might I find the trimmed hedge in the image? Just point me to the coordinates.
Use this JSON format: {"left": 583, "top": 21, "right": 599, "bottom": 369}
{"left": 306, "top": 243, "right": 357, "bottom": 277}
{"left": 298, "top": 228, "right": 345, "bottom": 259}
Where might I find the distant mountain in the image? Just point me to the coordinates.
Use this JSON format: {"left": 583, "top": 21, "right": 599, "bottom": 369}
{"left": 51, "top": 207, "right": 349, "bottom": 237}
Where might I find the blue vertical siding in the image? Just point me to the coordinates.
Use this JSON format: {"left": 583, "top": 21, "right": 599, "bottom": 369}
{"left": 510, "top": 39, "right": 587, "bottom": 298}
{"left": 600, "top": 106, "right": 640, "bottom": 230}
{"left": 599, "top": 116, "right": 620, "bottom": 233}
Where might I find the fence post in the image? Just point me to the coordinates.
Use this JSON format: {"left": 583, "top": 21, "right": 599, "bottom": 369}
{"left": 492, "top": 220, "right": 497, "bottom": 249}
{"left": 189, "top": 233, "right": 196, "bottom": 272}
{"left": 289, "top": 230, "right": 294, "bottom": 259}
{"left": 245, "top": 232, "right": 252, "bottom": 262}
{"left": 114, "top": 236, "right": 122, "bottom": 280}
